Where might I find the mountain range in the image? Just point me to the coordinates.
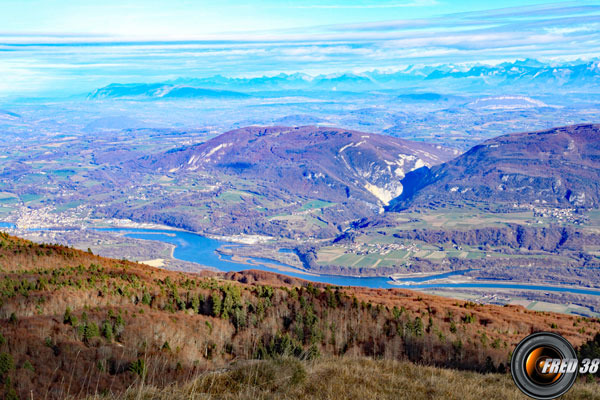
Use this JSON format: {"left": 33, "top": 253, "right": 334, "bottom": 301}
{"left": 88, "top": 59, "right": 600, "bottom": 99}
{"left": 389, "top": 124, "right": 600, "bottom": 211}
{"left": 105, "top": 123, "right": 600, "bottom": 240}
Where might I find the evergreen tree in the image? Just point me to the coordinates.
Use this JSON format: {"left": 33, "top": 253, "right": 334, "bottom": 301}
{"left": 413, "top": 317, "right": 424, "bottom": 337}
{"left": 101, "top": 321, "right": 113, "bottom": 341}
{"left": 141, "top": 292, "right": 151, "bottom": 306}
{"left": 0, "top": 352, "right": 14, "bottom": 379}
{"left": 211, "top": 292, "right": 222, "bottom": 317}
{"left": 84, "top": 322, "right": 100, "bottom": 341}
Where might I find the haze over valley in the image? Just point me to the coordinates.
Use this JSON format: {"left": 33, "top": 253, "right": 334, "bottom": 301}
{"left": 2, "top": 2, "right": 600, "bottom": 398}
{"left": 2, "top": 57, "right": 600, "bottom": 315}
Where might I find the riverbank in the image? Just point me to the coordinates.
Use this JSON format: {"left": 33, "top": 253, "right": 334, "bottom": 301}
{"left": 6, "top": 223, "right": 600, "bottom": 316}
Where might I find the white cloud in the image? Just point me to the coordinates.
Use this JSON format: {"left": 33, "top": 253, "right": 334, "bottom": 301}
{"left": 291, "top": 0, "right": 437, "bottom": 9}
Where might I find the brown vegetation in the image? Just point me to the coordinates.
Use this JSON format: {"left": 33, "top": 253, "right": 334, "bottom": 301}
{"left": 0, "top": 232, "right": 598, "bottom": 399}
{"left": 86, "top": 357, "right": 600, "bottom": 400}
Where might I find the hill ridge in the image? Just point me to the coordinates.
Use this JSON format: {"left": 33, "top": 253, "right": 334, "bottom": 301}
{"left": 388, "top": 123, "right": 600, "bottom": 211}
{"left": 0, "top": 232, "right": 598, "bottom": 398}
{"left": 134, "top": 125, "right": 459, "bottom": 206}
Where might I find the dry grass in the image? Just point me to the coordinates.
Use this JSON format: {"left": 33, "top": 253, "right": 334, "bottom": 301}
{"left": 2, "top": 233, "right": 600, "bottom": 399}
{"left": 90, "top": 357, "right": 600, "bottom": 400}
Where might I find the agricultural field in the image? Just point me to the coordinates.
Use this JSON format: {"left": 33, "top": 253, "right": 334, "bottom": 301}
{"left": 316, "top": 237, "right": 484, "bottom": 270}
{"left": 299, "top": 199, "right": 335, "bottom": 212}
{"left": 305, "top": 205, "right": 600, "bottom": 306}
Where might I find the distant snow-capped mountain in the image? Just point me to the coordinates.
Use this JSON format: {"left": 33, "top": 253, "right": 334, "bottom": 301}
{"left": 423, "top": 60, "right": 600, "bottom": 87}
{"left": 88, "top": 59, "right": 600, "bottom": 98}
{"left": 88, "top": 83, "right": 251, "bottom": 99}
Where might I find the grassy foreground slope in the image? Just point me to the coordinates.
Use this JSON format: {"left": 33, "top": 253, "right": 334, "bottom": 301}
{"left": 0, "top": 231, "right": 598, "bottom": 399}
{"left": 101, "top": 357, "right": 600, "bottom": 400}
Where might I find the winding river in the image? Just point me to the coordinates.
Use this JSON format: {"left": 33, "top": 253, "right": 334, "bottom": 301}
{"left": 97, "top": 227, "right": 600, "bottom": 296}
{"left": 3, "top": 223, "right": 600, "bottom": 295}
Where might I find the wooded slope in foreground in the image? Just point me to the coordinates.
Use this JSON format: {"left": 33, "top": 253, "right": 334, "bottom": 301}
{"left": 0, "top": 231, "right": 598, "bottom": 399}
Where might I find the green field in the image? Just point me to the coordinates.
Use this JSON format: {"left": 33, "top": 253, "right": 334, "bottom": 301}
{"left": 299, "top": 199, "right": 335, "bottom": 211}
{"left": 313, "top": 206, "right": 600, "bottom": 272}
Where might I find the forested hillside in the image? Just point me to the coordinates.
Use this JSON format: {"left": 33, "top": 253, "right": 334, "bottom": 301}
{"left": 0, "top": 232, "right": 598, "bottom": 399}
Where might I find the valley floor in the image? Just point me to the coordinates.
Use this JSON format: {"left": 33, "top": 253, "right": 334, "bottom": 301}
{"left": 12, "top": 225, "right": 600, "bottom": 318}
{"left": 89, "top": 356, "right": 599, "bottom": 400}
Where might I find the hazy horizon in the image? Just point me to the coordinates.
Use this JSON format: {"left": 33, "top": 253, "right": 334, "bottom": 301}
{"left": 2, "top": 0, "right": 600, "bottom": 98}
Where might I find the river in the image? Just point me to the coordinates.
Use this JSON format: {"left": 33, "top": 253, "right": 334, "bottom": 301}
{"left": 3, "top": 223, "right": 600, "bottom": 295}
{"left": 97, "top": 227, "right": 600, "bottom": 296}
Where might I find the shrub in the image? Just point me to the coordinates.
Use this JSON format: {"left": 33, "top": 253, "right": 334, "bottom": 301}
{"left": 0, "top": 352, "right": 14, "bottom": 377}
{"left": 450, "top": 321, "right": 457, "bottom": 334}
{"left": 64, "top": 307, "right": 78, "bottom": 325}
{"left": 4, "top": 388, "right": 18, "bottom": 400}
{"left": 462, "top": 313, "right": 477, "bottom": 324}
{"left": 22, "top": 360, "right": 34, "bottom": 372}
{"left": 256, "top": 332, "right": 304, "bottom": 359}
{"left": 129, "top": 359, "right": 146, "bottom": 377}
{"left": 141, "top": 292, "right": 151, "bottom": 306}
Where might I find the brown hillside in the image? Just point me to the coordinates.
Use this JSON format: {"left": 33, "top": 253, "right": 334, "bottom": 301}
{"left": 0, "top": 232, "right": 597, "bottom": 399}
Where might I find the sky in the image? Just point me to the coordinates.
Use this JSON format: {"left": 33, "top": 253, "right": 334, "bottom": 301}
{"left": 1, "top": 0, "right": 599, "bottom": 96}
